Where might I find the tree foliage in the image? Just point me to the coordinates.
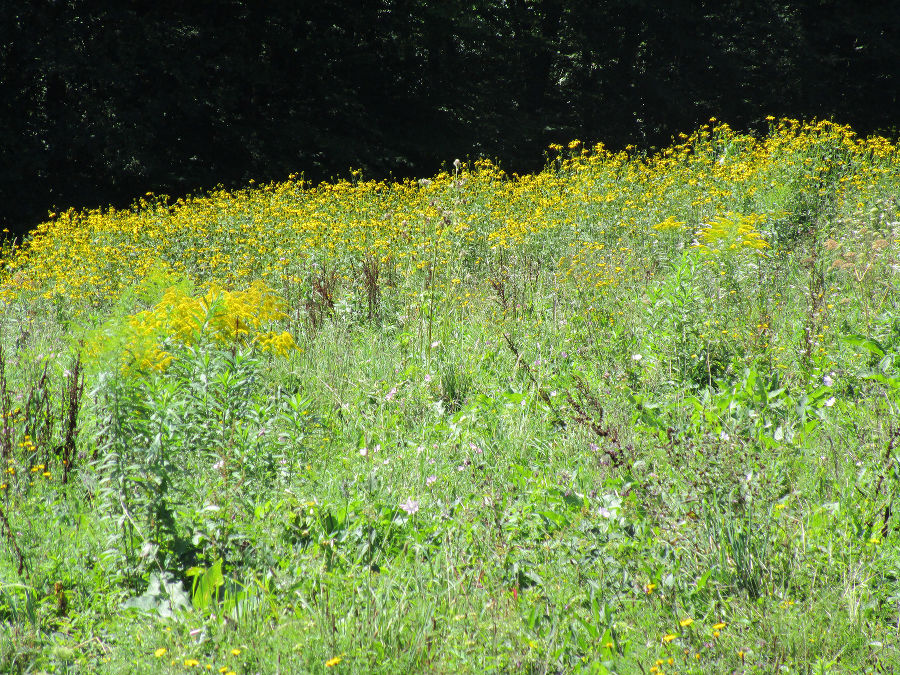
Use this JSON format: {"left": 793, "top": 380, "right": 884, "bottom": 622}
{"left": 1, "top": 1, "right": 897, "bottom": 235}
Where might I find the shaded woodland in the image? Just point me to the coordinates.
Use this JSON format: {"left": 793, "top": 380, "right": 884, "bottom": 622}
{"left": 2, "top": 1, "right": 898, "bottom": 236}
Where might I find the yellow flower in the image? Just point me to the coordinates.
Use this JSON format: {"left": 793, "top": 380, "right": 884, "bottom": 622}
{"left": 679, "top": 618, "right": 693, "bottom": 627}
{"left": 231, "top": 649, "right": 242, "bottom": 656}
{"left": 662, "top": 634, "right": 677, "bottom": 643}
{"left": 185, "top": 659, "right": 200, "bottom": 667}
{"left": 652, "top": 216, "right": 685, "bottom": 231}
{"left": 713, "top": 622, "right": 727, "bottom": 630}
{"left": 154, "top": 648, "right": 167, "bottom": 658}
{"left": 645, "top": 583, "right": 656, "bottom": 594}
{"left": 325, "top": 656, "right": 343, "bottom": 667}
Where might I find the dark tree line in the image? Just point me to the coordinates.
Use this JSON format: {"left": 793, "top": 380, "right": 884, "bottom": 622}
{"left": 2, "top": 1, "right": 898, "bottom": 236}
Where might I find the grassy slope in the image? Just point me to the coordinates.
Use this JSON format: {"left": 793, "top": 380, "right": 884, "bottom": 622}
{"left": 0, "top": 119, "right": 899, "bottom": 674}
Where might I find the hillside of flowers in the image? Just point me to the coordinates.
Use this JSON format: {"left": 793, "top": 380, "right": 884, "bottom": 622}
{"left": 1, "top": 119, "right": 899, "bottom": 673}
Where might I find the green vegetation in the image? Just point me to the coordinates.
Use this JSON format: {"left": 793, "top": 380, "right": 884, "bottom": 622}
{"left": 1, "top": 119, "right": 899, "bottom": 673}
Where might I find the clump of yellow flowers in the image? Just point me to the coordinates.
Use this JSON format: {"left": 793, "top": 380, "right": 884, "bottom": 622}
{"left": 652, "top": 216, "right": 687, "bottom": 232}
{"left": 695, "top": 212, "right": 769, "bottom": 255}
{"left": 87, "top": 280, "right": 296, "bottom": 373}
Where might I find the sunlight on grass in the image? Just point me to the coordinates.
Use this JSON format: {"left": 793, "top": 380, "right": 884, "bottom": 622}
{"left": 0, "top": 118, "right": 899, "bottom": 673}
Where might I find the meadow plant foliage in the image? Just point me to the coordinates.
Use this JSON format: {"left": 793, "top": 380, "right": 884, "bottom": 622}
{"left": 1, "top": 119, "right": 900, "bottom": 673}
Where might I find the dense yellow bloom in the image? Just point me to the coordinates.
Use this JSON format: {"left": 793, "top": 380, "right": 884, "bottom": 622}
{"left": 652, "top": 216, "right": 686, "bottom": 232}
{"left": 85, "top": 281, "right": 296, "bottom": 373}
{"left": 696, "top": 212, "right": 769, "bottom": 254}
{"left": 0, "top": 118, "right": 895, "bottom": 336}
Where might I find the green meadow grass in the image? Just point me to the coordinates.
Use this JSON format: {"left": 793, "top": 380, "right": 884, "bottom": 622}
{"left": 1, "top": 119, "right": 899, "bottom": 674}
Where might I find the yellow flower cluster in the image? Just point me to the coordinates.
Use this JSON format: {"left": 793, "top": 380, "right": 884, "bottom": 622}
{"left": 652, "top": 216, "right": 687, "bottom": 232}
{"left": 87, "top": 281, "right": 296, "bottom": 373}
{"left": 695, "top": 212, "right": 770, "bottom": 254}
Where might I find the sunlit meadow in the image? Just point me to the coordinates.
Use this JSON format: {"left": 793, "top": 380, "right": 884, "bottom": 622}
{"left": 1, "top": 119, "right": 899, "bottom": 673}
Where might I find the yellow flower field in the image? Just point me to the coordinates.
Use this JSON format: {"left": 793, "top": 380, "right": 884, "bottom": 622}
{"left": 3, "top": 119, "right": 896, "bottom": 327}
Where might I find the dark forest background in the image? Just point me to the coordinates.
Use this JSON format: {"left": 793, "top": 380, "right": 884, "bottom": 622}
{"left": 2, "top": 1, "right": 898, "bottom": 237}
